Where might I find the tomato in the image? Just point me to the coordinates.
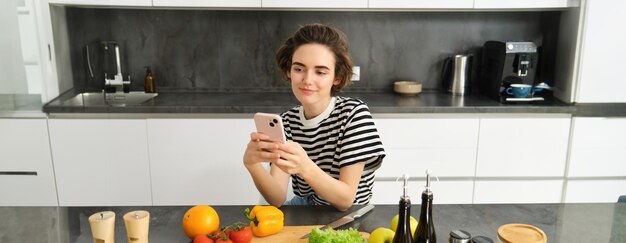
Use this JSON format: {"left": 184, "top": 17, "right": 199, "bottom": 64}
{"left": 216, "top": 239, "right": 233, "bottom": 243}
{"left": 193, "top": 234, "right": 214, "bottom": 243}
{"left": 229, "top": 226, "right": 253, "bottom": 243}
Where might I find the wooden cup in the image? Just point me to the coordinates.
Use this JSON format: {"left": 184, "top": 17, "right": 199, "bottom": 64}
{"left": 88, "top": 211, "right": 116, "bottom": 243}
{"left": 123, "top": 210, "right": 150, "bottom": 243}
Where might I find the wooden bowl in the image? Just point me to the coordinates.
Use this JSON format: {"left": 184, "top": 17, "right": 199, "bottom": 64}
{"left": 394, "top": 81, "right": 422, "bottom": 95}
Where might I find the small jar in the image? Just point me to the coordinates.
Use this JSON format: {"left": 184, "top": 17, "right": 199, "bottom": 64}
{"left": 471, "top": 235, "right": 494, "bottom": 243}
{"left": 449, "top": 229, "right": 471, "bottom": 243}
{"left": 497, "top": 224, "right": 547, "bottom": 243}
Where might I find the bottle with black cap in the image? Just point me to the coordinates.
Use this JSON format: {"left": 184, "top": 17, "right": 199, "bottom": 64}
{"left": 413, "top": 169, "right": 436, "bottom": 243}
{"left": 393, "top": 173, "right": 413, "bottom": 243}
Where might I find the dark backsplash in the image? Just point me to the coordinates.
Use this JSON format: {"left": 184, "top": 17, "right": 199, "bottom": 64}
{"left": 66, "top": 8, "right": 560, "bottom": 93}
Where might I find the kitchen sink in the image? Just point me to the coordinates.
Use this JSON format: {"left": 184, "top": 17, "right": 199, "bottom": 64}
{"left": 65, "top": 92, "right": 158, "bottom": 106}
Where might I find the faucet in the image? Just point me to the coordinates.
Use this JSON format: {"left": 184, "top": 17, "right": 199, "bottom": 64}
{"left": 102, "top": 41, "right": 130, "bottom": 93}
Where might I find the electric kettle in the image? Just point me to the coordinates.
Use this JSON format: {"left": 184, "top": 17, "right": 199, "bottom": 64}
{"left": 441, "top": 54, "right": 473, "bottom": 96}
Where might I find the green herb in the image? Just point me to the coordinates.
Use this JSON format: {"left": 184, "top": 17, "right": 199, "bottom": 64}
{"left": 308, "top": 227, "right": 365, "bottom": 243}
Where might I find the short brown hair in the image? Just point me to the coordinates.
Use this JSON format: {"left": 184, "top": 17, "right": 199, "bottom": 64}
{"left": 275, "top": 24, "right": 353, "bottom": 95}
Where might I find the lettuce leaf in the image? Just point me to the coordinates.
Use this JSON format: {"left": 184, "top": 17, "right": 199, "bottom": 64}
{"left": 308, "top": 227, "right": 366, "bottom": 243}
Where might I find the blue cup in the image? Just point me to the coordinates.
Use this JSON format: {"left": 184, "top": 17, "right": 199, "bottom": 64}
{"left": 505, "top": 84, "right": 533, "bottom": 98}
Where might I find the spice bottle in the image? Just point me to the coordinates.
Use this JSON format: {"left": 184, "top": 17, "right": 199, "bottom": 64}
{"left": 413, "top": 169, "right": 436, "bottom": 243}
{"left": 393, "top": 174, "right": 413, "bottom": 243}
{"left": 144, "top": 66, "right": 155, "bottom": 93}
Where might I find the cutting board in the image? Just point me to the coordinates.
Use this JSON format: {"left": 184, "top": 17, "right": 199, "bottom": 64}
{"left": 251, "top": 225, "right": 370, "bottom": 243}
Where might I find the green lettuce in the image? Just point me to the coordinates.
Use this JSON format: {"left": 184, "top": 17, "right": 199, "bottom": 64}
{"left": 308, "top": 227, "right": 366, "bottom": 243}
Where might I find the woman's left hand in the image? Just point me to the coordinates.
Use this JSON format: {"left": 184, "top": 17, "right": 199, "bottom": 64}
{"left": 273, "top": 142, "right": 316, "bottom": 175}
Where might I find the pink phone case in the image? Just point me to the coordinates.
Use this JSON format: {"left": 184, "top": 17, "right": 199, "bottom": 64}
{"left": 254, "top": 112, "right": 286, "bottom": 143}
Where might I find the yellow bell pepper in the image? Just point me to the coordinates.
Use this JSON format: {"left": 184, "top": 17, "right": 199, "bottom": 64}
{"left": 244, "top": 205, "right": 284, "bottom": 237}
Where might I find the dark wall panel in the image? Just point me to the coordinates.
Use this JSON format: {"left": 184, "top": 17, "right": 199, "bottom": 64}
{"left": 66, "top": 9, "right": 560, "bottom": 93}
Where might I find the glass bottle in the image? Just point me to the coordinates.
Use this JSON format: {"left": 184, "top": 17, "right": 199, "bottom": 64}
{"left": 144, "top": 66, "right": 155, "bottom": 93}
{"left": 413, "top": 169, "right": 436, "bottom": 243}
{"left": 393, "top": 174, "right": 413, "bottom": 243}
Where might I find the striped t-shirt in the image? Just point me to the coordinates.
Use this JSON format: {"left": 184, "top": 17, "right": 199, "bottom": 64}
{"left": 281, "top": 96, "right": 386, "bottom": 205}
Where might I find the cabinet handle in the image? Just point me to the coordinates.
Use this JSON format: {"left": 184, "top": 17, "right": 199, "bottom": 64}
{"left": 0, "top": 171, "right": 38, "bottom": 176}
{"left": 48, "top": 44, "right": 52, "bottom": 61}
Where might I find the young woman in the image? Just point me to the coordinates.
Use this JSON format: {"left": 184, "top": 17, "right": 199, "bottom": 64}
{"left": 243, "top": 24, "right": 385, "bottom": 211}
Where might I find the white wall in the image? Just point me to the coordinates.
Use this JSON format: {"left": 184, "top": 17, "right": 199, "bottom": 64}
{"left": 0, "top": 0, "right": 28, "bottom": 94}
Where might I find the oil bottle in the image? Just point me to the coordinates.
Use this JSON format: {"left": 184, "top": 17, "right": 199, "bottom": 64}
{"left": 144, "top": 66, "right": 155, "bottom": 93}
{"left": 393, "top": 174, "right": 413, "bottom": 243}
{"left": 413, "top": 169, "right": 436, "bottom": 243}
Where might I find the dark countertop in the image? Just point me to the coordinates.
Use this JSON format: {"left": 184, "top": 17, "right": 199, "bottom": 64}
{"left": 2, "top": 203, "right": 624, "bottom": 242}
{"left": 42, "top": 89, "right": 579, "bottom": 114}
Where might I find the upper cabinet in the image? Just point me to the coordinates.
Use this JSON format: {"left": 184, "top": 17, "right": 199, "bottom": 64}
{"left": 473, "top": 0, "right": 579, "bottom": 9}
{"left": 369, "top": 0, "right": 473, "bottom": 9}
{"left": 48, "top": 0, "right": 580, "bottom": 9}
{"left": 263, "top": 0, "right": 367, "bottom": 9}
{"left": 48, "top": 0, "right": 152, "bottom": 7}
{"left": 575, "top": 0, "right": 626, "bottom": 103}
{"left": 153, "top": 0, "right": 261, "bottom": 8}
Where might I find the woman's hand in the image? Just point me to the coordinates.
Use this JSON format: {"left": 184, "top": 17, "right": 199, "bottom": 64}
{"left": 243, "top": 132, "right": 281, "bottom": 167}
{"left": 273, "top": 141, "right": 316, "bottom": 175}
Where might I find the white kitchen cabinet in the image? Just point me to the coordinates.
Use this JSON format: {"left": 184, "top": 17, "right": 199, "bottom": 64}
{"left": 575, "top": 0, "right": 626, "bottom": 102}
{"left": 473, "top": 180, "right": 564, "bottom": 203}
{"left": 147, "top": 119, "right": 260, "bottom": 205}
{"left": 262, "top": 0, "right": 367, "bottom": 8}
{"left": 369, "top": 0, "right": 473, "bottom": 9}
{"left": 48, "top": 0, "right": 152, "bottom": 7}
{"left": 153, "top": 0, "right": 261, "bottom": 8}
{"left": 372, "top": 180, "right": 474, "bottom": 204}
{"left": 565, "top": 118, "right": 626, "bottom": 203}
{"left": 48, "top": 119, "right": 152, "bottom": 206}
{"left": 475, "top": 117, "right": 571, "bottom": 177}
{"left": 568, "top": 118, "right": 626, "bottom": 177}
{"left": 0, "top": 119, "right": 57, "bottom": 206}
{"left": 473, "top": 0, "right": 579, "bottom": 9}
{"left": 375, "top": 117, "right": 479, "bottom": 178}
{"left": 373, "top": 117, "right": 477, "bottom": 204}
{"left": 565, "top": 180, "right": 626, "bottom": 203}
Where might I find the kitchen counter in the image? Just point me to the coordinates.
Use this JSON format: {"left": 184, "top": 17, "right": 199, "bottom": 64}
{"left": 2, "top": 203, "right": 624, "bottom": 242}
{"left": 43, "top": 89, "right": 577, "bottom": 114}
{"left": 0, "top": 94, "right": 46, "bottom": 118}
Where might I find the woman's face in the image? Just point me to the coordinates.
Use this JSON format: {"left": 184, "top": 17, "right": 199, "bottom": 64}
{"left": 288, "top": 43, "right": 339, "bottom": 111}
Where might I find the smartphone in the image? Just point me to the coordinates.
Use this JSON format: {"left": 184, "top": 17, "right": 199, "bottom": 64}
{"left": 254, "top": 112, "right": 286, "bottom": 143}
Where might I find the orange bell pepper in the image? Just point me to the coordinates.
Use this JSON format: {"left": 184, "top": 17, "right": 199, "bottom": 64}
{"left": 244, "top": 205, "right": 284, "bottom": 237}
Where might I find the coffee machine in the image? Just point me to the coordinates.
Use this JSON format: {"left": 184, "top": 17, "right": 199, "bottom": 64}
{"left": 479, "top": 41, "right": 539, "bottom": 102}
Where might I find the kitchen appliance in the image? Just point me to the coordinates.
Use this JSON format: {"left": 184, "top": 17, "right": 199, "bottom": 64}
{"left": 300, "top": 204, "right": 374, "bottom": 239}
{"left": 479, "top": 41, "right": 539, "bottom": 102}
{"left": 441, "top": 54, "right": 473, "bottom": 96}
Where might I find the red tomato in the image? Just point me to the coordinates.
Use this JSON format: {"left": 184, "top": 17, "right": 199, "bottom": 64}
{"left": 229, "top": 226, "right": 253, "bottom": 243}
{"left": 216, "top": 239, "right": 233, "bottom": 243}
{"left": 193, "top": 234, "right": 214, "bottom": 243}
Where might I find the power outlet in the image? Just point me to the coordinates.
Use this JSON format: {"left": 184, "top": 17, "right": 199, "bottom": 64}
{"left": 351, "top": 66, "right": 360, "bottom": 81}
